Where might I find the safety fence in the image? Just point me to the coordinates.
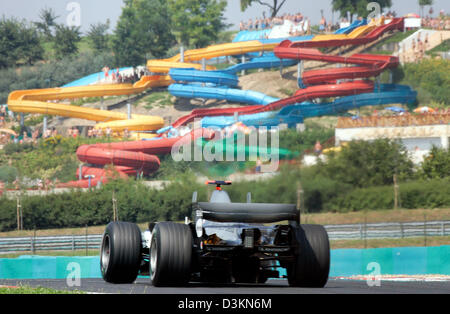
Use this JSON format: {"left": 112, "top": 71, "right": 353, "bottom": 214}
{"left": 325, "top": 220, "right": 450, "bottom": 240}
{"left": 0, "top": 235, "right": 103, "bottom": 254}
{"left": 0, "top": 221, "right": 448, "bottom": 254}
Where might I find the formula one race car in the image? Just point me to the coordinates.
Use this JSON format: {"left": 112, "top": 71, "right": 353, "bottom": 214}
{"left": 100, "top": 180, "right": 330, "bottom": 287}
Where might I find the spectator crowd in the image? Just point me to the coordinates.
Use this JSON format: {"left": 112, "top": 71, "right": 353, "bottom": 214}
{"left": 100, "top": 66, "right": 146, "bottom": 84}
{"left": 422, "top": 9, "right": 450, "bottom": 30}
{"left": 239, "top": 11, "right": 310, "bottom": 34}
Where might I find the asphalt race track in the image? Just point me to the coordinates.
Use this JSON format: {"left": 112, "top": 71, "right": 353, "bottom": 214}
{"left": 1, "top": 278, "right": 449, "bottom": 294}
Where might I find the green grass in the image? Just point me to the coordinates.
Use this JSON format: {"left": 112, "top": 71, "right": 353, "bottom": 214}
{"left": 426, "top": 39, "right": 450, "bottom": 57}
{"left": 381, "top": 30, "right": 416, "bottom": 45}
{"left": 370, "top": 29, "right": 416, "bottom": 54}
{"left": 140, "top": 91, "right": 174, "bottom": 109}
{"left": 0, "top": 285, "right": 85, "bottom": 294}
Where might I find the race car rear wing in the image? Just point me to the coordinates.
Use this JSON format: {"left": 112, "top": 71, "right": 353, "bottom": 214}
{"left": 195, "top": 202, "right": 299, "bottom": 224}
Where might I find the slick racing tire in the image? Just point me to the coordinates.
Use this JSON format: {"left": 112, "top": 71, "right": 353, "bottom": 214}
{"left": 150, "top": 222, "right": 193, "bottom": 287}
{"left": 287, "top": 224, "right": 330, "bottom": 287}
{"left": 100, "top": 221, "right": 142, "bottom": 284}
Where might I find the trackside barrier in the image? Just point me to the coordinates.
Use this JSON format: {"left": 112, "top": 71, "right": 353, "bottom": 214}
{"left": 1, "top": 246, "right": 449, "bottom": 279}
{"left": 1, "top": 221, "right": 448, "bottom": 254}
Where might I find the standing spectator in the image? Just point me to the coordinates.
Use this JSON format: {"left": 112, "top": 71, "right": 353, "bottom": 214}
{"left": 32, "top": 128, "right": 39, "bottom": 143}
{"left": 239, "top": 20, "right": 245, "bottom": 31}
{"left": 102, "top": 66, "right": 110, "bottom": 81}
{"left": 22, "top": 131, "right": 29, "bottom": 143}
{"left": 314, "top": 140, "right": 323, "bottom": 155}
{"left": 255, "top": 158, "right": 262, "bottom": 173}
{"left": 320, "top": 17, "right": 327, "bottom": 32}
{"left": 248, "top": 18, "right": 253, "bottom": 30}
{"left": 105, "top": 127, "right": 112, "bottom": 139}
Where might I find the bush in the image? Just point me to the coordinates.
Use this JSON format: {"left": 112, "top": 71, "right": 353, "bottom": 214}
{"left": 327, "top": 178, "right": 450, "bottom": 212}
{"left": 419, "top": 146, "right": 450, "bottom": 180}
{"left": 316, "top": 139, "right": 414, "bottom": 188}
{"left": 394, "top": 59, "right": 450, "bottom": 106}
{"left": 0, "top": 166, "right": 18, "bottom": 183}
{"left": 0, "top": 177, "right": 208, "bottom": 232}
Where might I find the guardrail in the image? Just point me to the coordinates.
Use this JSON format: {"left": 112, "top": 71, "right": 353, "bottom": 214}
{"left": 0, "top": 221, "right": 449, "bottom": 254}
{"left": 325, "top": 220, "right": 450, "bottom": 240}
{"left": 0, "top": 235, "right": 102, "bottom": 254}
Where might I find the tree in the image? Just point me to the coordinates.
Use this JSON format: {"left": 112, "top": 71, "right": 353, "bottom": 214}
{"left": 112, "top": 0, "right": 175, "bottom": 66}
{"left": 34, "top": 7, "right": 59, "bottom": 40}
{"left": 87, "top": 20, "right": 111, "bottom": 52}
{"left": 331, "top": 0, "right": 392, "bottom": 23}
{"left": 0, "top": 17, "right": 44, "bottom": 68}
{"left": 420, "top": 146, "right": 450, "bottom": 180}
{"left": 418, "top": 0, "right": 434, "bottom": 17}
{"left": 317, "top": 139, "right": 414, "bottom": 188}
{"left": 168, "top": 0, "right": 228, "bottom": 49}
{"left": 52, "top": 24, "right": 81, "bottom": 59}
{"left": 240, "top": 0, "right": 287, "bottom": 18}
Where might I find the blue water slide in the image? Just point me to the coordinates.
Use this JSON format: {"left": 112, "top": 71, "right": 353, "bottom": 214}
{"left": 280, "top": 85, "right": 417, "bottom": 120}
{"left": 223, "top": 55, "right": 298, "bottom": 74}
{"left": 168, "top": 84, "right": 278, "bottom": 105}
{"left": 334, "top": 19, "right": 367, "bottom": 35}
{"left": 169, "top": 68, "right": 239, "bottom": 87}
{"left": 232, "top": 29, "right": 273, "bottom": 42}
{"left": 200, "top": 85, "right": 417, "bottom": 128}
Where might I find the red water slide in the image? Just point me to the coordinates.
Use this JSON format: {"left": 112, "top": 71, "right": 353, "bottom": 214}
{"left": 60, "top": 129, "right": 213, "bottom": 188}
{"left": 274, "top": 43, "right": 399, "bottom": 85}
{"left": 290, "top": 18, "right": 404, "bottom": 48}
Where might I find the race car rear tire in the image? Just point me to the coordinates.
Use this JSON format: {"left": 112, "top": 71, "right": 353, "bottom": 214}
{"left": 100, "top": 221, "right": 142, "bottom": 284}
{"left": 287, "top": 224, "right": 330, "bottom": 287}
{"left": 150, "top": 222, "right": 193, "bottom": 287}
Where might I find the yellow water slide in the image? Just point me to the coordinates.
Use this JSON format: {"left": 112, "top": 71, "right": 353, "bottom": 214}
{"left": 147, "top": 40, "right": 279, "bottom": 73}
{"left": 311, "top": 17, "right": 385, "bottom": 42}
{"left": 7, "top": 75, "right": 171, "bottom": 132}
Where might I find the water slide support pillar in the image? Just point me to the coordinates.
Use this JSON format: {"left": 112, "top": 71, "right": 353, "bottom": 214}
{"left": 100, "top": 97, "right": 104, "bottom": 111}
{"left": 127, "top": 103, "right": 132, "bottom": 120}
{"left": 20, "top": 113, "right": 24, "bottom": 128}
{"left": 201, "top": 58, "right": 206, "bottom": 71}
{"left": 241, "top": 56, "right": 246, "bottom": 76}
{"left": 389, "top": 70, "right": 393, "bottom": 84}
{"left": 43, "top": 116, "right": 48, "bottom": 135}
{"left": 78, "top": 164, "right": 83, "bottom": 181}
{"left": 297, "top": 61, "right": 304, "bottom": 88}
{"left": 180, "top": 46, "right": 185, "bottom": 63}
